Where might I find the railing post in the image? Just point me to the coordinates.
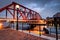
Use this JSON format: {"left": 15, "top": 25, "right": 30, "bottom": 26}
{"left": 39, "top": 25, "right": 41, "bottom": 36}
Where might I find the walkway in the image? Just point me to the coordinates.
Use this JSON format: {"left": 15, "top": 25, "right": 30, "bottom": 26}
{"left": 0, "top": 28, "right": 48, "bottom": 40}
{"left": 19, "top": 30, "right": 60, "bottom": 40}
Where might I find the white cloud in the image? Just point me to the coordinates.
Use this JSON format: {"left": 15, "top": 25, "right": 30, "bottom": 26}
{"left": 0, "top": 0, "right": 60, "bottom": 18}
{"left": 25, "top": 3, "right": 45, "bottom": 13}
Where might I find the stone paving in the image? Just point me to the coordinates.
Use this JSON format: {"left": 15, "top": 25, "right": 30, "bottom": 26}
{"left": 0, "top": 28, "right": 48, "bottom": 40}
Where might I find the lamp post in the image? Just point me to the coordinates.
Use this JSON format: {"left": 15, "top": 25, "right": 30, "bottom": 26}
{"left": 54, "top": 17, "right": 58, "bottom": 40}
{"left": 16, "top": 5, "right": 19, "bottom": 30}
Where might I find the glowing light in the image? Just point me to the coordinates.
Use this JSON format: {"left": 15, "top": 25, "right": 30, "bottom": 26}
{"left": 39, "top": 31, "right": 45, "bottom": 34}
{"left": 0, "top": 23, "right": 3, "bottom": 29}
{"left": 16, "top": 5, "right": 20, "bottom": 9}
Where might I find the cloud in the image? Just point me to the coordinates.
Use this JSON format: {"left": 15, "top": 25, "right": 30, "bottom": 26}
{"left": 0, "top": 0, "right": 60, "bottom": 18}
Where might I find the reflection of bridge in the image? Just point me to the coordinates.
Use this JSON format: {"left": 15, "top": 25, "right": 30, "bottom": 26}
{"left": 0, "top": 2, "right": 46, "bottom": 30}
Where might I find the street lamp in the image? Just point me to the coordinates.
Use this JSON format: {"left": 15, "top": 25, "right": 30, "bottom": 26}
{"left": 54, "top": 17, "right": 58, "bottom": 40}
{"left": 16, "top": 5, "right": 20, "bottom": 30}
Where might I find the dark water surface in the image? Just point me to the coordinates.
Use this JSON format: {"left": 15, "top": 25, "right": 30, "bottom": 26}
{"left": 2, "top": 22, "right": 60, "bottom": 34}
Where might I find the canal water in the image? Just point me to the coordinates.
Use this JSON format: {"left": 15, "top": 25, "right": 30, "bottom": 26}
{"left": 2, "top": 22, "right": 60, "bottom": 34}
{"left": 3, "top": 22, "right": 30, "bottom": 30}
{"left": 47, "top": 27, "right": 60, "bottom": 34}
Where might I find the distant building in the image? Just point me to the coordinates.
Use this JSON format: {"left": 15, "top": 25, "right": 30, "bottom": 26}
{"left": 53, "top": 12, "right": 60, "bottom": 17}
{"left": 46, "top": 12, "right": 60, "bottom": 27}
{"left": 53, "top": 12, "right": 60, "bottom": 28}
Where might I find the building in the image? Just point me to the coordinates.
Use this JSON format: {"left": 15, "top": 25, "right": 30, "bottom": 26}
{"left": 53, "top": 12, "right": 60, "bottom": 17}
{"left": 46, "top": 12, "right": 60, "bottom": 27}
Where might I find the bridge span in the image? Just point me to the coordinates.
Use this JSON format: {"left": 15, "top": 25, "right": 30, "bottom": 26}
{"left": 0, "top": 2, "right": 46, "bottom": 33}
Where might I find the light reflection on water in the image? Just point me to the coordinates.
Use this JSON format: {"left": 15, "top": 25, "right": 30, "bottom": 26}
{"left": 2, "top": 22, "right": 60, "bottom": 34}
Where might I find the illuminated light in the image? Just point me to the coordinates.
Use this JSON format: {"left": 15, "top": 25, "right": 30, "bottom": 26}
{"left": 16, "top": 5, "right": 20, "bottom": 9}
{"left": 30, "top": 31, "right": 45, "bottom": 35}
{"left": 39, "top": 31, "right": 45, "bottom": 34}
{"left": 0, "top": 23, "right": 3, "bottom": 30}
{"left": 44, "top": 26, "right": 47, "bottom": 28}
{"left": 38, "top": 20, "right": 47, "bottom": 24}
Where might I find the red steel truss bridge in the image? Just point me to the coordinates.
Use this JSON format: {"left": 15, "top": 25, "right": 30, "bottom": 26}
{"left": 0, "top": 2, "right": 46, "bottom": 25}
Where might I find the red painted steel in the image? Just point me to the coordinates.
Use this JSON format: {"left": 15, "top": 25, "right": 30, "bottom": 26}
{"left": 0, "top": 2, "right": 42, "bottom": 20}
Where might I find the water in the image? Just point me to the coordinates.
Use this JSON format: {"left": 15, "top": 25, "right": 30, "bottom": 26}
{"left": 2, "top": 22, "right": 60, "bottom": 34}
{"left": 47, "top": 27, "right": 60, "bottom": 34}
{"left": 2, "top": 22, "right": 30, "bottom": 30}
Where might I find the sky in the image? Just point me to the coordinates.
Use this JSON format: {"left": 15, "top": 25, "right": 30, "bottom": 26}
{"left": 0, "top": 0, "right": 60, "bottom": 18}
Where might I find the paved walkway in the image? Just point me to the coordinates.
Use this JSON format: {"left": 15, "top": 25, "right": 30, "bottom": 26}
{"left": 0, "top": 28, "right": 48, "bottom": 40}
{"left": 40, "top": 35, "right": 60, "bottom": 40}
{"left": 19, "top": 30, "right": 60, "bottom": 40}
{"left": 43, "top": 34, "right": 60, "bottom": 39}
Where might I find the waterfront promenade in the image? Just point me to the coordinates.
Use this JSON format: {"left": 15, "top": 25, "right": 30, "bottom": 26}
{"left": 18, "top": 29, "right": 60, "bottom": 40}
{"left": 0, "top": 28, "right": 48, "bottom": 40}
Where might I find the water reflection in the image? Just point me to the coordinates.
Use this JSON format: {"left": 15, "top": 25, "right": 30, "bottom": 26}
{"left": 2, "top": 22, "right": 60, "bottom": 35}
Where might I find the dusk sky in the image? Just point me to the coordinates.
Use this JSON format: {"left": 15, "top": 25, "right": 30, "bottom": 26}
{"left": 0, "top": 0, "right": 60, "bottom": 18}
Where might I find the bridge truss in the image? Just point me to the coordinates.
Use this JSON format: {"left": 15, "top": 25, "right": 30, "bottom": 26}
{"left": 0, "top": 2, "right": 42, "bottom": 20}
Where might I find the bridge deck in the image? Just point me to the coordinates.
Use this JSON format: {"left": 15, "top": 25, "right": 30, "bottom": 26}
{"left": 0, "top": 18, "right": 46, "bottom": 25}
